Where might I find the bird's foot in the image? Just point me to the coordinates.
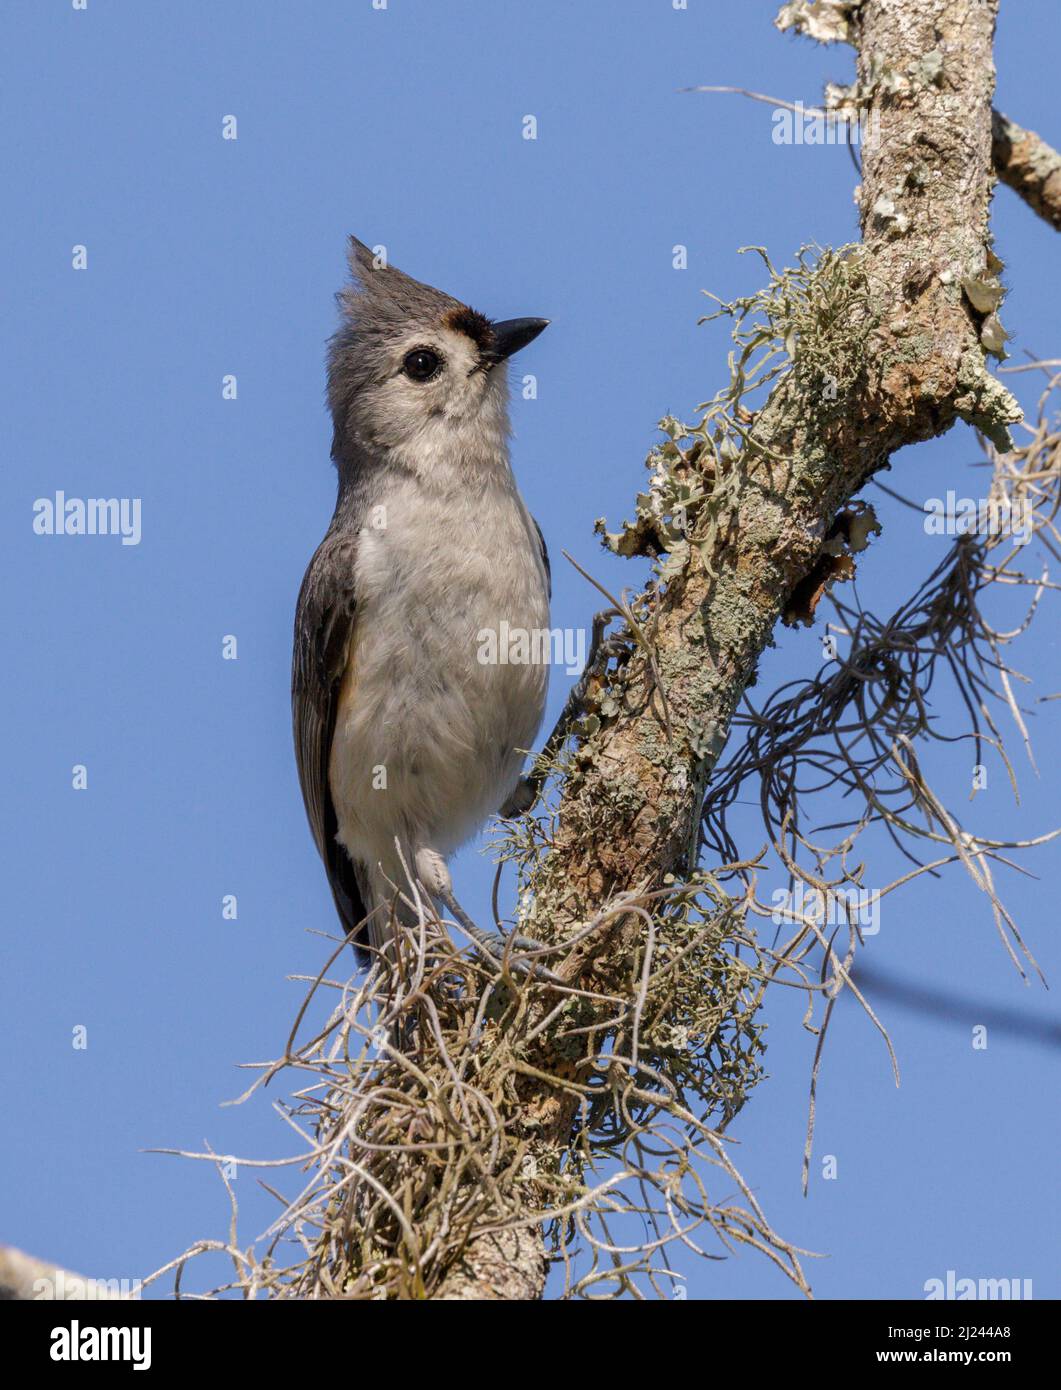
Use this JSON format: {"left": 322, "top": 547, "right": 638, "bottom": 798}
{"left": 459, "top": 919, "right": 566, "bottom": 986}
{"left": 414, "top": 848, "right": 563, "bottom": 985}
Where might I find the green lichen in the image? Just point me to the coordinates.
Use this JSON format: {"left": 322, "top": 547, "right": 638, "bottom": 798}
{"left": 597, "top": 243, "right": 878, "bottom": 585}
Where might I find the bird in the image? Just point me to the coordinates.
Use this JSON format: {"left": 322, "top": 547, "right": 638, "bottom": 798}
{"left": 292, "top": 236, "right": 552, "bottom": 971}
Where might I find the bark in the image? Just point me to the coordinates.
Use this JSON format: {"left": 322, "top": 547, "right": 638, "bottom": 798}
{"left": 432, "top": 0, "right": 1017, "bottom": 1301}
{"left": 432, "top": 1227, "right": 546, "bottom": 1302}
{"left": 992, "top": 110, "right": 1061, "bottom": 231}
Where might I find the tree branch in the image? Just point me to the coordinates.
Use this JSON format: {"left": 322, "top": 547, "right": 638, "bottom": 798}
{"left": 442, "top": 0, "right": 1017, "bottom": 1301}
{"left": 992, "top": 110, "right": 1061, "bottom": 232}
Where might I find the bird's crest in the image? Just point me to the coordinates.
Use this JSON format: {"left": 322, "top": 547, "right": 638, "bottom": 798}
{"left": 339, "top": 236, "right": 466, "bottom": 331}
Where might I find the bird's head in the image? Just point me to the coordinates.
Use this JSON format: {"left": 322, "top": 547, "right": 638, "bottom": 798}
{"left": 327, "top": 236, "right": 548, "bottom": 465}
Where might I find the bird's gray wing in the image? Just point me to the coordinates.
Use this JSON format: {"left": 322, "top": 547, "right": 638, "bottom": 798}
{"left": 292, "top": 526, "right": 367, "bottom": 945}
{"left": 532, "top": 516, "right": 552, "bottom": 600}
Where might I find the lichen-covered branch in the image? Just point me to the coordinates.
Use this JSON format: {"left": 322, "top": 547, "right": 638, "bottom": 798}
{"left": 457, "top": 0, "right": 1018, "bottom": 1300}
{"left": 776, "top": 1, "right": 1061, "bottom": 234}
{"left": 992, "top": 110, "right": 1061, "bottom": 232}
{"left": 684, "top": 93, "right": 1061, "bottom": 237}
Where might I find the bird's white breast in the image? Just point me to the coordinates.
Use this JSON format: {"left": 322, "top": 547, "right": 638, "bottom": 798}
{"left": 328, "top": 465, "right": 550, "bottom": 880}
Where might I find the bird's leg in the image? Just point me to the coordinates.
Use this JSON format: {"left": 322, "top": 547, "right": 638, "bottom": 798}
{"left": 413, "top": 848, "right": 563, "bottom": 984}
{"left": 501, "top": 606, "right": 627, "bottom": 817}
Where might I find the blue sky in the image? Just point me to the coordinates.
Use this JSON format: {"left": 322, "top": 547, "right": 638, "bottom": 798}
{"left": 2, "top": 0, "right": 1058, "bottom": 1300}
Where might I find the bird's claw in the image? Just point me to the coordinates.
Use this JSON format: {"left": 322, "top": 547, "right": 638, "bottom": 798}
{"left": 472, "top": 932, "right": 565, "bottom": 986}
{"left": 414, "top": 847, "right": 563, "bottom": 984}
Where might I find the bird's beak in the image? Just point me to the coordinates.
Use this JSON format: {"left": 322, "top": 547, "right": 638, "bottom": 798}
{"left": 490, "top": 317, "right": 549, "bottom": 362}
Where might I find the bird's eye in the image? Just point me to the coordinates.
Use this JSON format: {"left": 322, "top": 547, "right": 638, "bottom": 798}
{"left": 402, "top": 348, "right": 443, "bottom": 382}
